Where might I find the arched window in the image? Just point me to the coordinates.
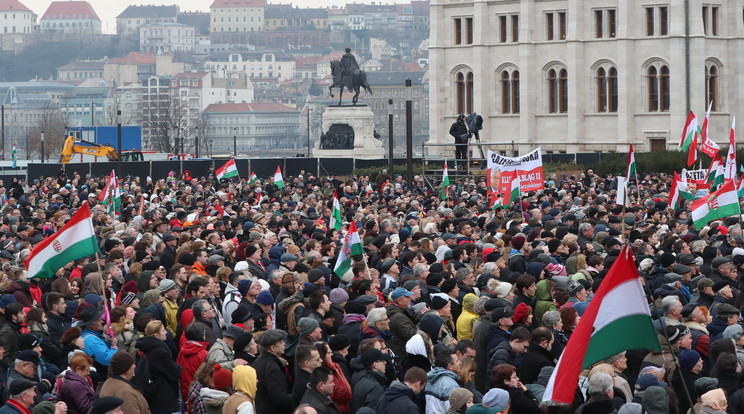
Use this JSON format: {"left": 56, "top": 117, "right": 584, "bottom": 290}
{"left": 648, "top": 66, "right": 658, "bottom": 111}
{"left": 454, "top": 69, "right": 474, "bottom": 114}
{"left": 547, "top": 67, "right": 568, "bottom": 113}
{"left": 548, "top": 69, "right": 558, "bottom": 113}
{"left": 596, "top": 66, "right": 618, "bottom": 112}
{"left": 706, "top": 64, "right": 719, "bottom": 111}
{"left": 512, "top": 70, "right": 520, "bottom": 113}
{"left": 660, "top": 65, "right": 669, "bottom": 111}
{"left": 501, "top": 71, "right": 511, "bottom": 113}
{"left": 559, "top": 69, "right": 568, "bottom": 112}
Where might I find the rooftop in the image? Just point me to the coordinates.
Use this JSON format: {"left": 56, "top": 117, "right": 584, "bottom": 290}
{"left": 0, "top": 0, "right": 32, "bottom": 13}
{"left": 210, "top": 0, "right": 265, "bottom": 8}
{"left": 365, "top": 71, "right": 425, "bottom": 86}
{"left": 117, "top": 5, "right": 179, "bottom": 19}
{"left": 58, "top": 61, "right": 105, "bottom": 70}
{"left": 107, "top": 52, "right": 157, "bottom": 65}
{"left": 204, "top": 102, "right": 297, "bottom": 113}
{"left": 41, "top": 1, "right": 100, "bottom": 21}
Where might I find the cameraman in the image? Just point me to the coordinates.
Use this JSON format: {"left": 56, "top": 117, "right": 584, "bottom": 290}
{"left": 449, "top": 114, "right": 469, "bottom": 170}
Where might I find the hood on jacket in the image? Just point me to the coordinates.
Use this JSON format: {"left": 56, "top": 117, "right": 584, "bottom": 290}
{"left": 199, "top": 388, "right": 230, "bottom": 406}
{"left": 232, "top": 365, "right": 257, "bottom": 400}
{"left": 7, "top": 280, "right": 29, "bottom": 294}
{"left": 180, "top": 339, "right": 210, "bottom": 356}
{"left": 137, "top": 271, "right": 154, "bottom": 293}
{"left": 225, "top": 283, "right": 240, "bottom": 297}
{"left": 181, "top": 309, "right": 194, "bottom": 328}
{"left": 143, "top": 302, "right": 166, "bottom": 324}
{"left": 268, "top": 246, "right": 285, "bottom": 266}
{"left": 462, "top": 293, "right": 478, "bottom": 313}
{"left": 135, "top": 335, "right": 167, "bottom": 353}
{"left": 536, "top": 279, "right": 553, "bottom": 301}
{"left": 406, "top": 333, "right": 427, "bottom": 357}
{"left": 419, "top": 313, "right": 443, "bottom": 344}
{"left": 526, "top": 262, "right": 545, "bottom": 279}
{"left": 84, "top": 272, "right": 103, "bottom": 296}
{"left": 383, "top": 380, "right": 414, "bottom": 401}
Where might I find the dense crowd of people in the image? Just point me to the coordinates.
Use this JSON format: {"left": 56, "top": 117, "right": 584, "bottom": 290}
{"left": 0, "top": 165, "right": 742, "bottom": 414}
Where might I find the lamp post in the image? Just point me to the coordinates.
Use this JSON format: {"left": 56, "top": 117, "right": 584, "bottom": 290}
{"left": 40, "top": 130, "right": 44, "bottom": 163}
{"left": 116, "top": 110, "right": 121, "bottom": 171}
{"left": 194, "top": 126, "right": 199, "bottom": 158}
{"left": 233, "top": 126, "right": 237, "bottom": 157}
{"left": 209, "top": 140, "right": 213, "bottom": 158}
{"left": 405, "top": 78, "right": 413, "bottom": 189}
{"left": 306, "top": 106, "right": 311, "bottom": 157}
{"left": 388, "top": 99, "right": 393, "bottom": 174}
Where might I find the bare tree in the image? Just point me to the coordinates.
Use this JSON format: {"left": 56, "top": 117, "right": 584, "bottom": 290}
{"left": 28, "top": 102, "right": 68, "bottom": 158}
{"left": 139, "top": 93, "right": 190, "bottom": 153}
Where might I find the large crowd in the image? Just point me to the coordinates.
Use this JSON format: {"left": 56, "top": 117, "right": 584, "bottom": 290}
{"left": 0, "top": 165, "right": 741, "bottom": 414}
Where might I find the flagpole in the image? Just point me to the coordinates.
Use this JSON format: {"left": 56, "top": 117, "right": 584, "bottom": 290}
{"left": 94, "top": 252, "right": 115, "bottom": 341}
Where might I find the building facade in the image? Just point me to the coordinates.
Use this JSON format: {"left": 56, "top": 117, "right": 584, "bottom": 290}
{"left": 210, "top": 0, "right": 264, "bottom": 44}
{"left": 140, "top": 23, "right": 196, "bottom": 53}
{"left": 203, "top": 51, "right": 296, "bottom": 81}
{"left": 56, "top": 61, "right": 104, "bottom": 83}
{"left": 429, "top": 0, "right": 743, "bottom": 155}
{"left": 39, "top": 1, "right": 101, "bottom": 34}
{"left": 364, "top": 71, "right": 428, "bottom": 149}
{"left": 116, "top": 5, "right": 179, "bottom": 36}
{"left": 202, "top": 102, "right": 300, "bottom": 153}
{"left": 0, "top": 0, "right": 37, "bottom": 34}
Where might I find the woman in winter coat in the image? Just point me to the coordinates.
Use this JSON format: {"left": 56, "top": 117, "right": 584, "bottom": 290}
{"left": 400, "top": 332, "right": 433, "bottom": 377}
{"left": 58, "top": 352, "right": 96, "bottom": 414}
{"left": 187, "top": 362, "right": 216, "bottom": 414}
{"left": 177, "top": 319, "right": 211, "bottom": 399}
{"left": 27, "top": 308, "right": 62, "bottom": 369}
{"left": 200, "top": 364, "right": 233, "bottom": 414}
{"left": 700, "top": 388, "right": 728, "bottom": 414}
{"left": 710, "top": 353, "right": 740, "bottom": 396}
{"left": 457, "top": 357, "right": 483, "bottom": 404}
{"left": 135, "top": 320, "right": 182, "bottom": 414}
{"left": 223, "top": 365, "right": 257, "bottom": 414}
{"left": 316, "top": 341, "right": 352, "bottom": 414}
{"left": 492, "top": 363, "right": 540, "bottom": 414}
{"left": 456, "top": 293, "right": 479, "bottom": 341}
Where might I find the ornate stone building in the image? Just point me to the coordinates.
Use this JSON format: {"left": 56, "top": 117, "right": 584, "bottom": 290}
{"left": 429, "top": 0, "right": 743, "bottom": 155}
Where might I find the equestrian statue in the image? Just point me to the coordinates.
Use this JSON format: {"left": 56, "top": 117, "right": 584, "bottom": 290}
{"left": 329, "top": 48, "right": 373, "bottom": 105}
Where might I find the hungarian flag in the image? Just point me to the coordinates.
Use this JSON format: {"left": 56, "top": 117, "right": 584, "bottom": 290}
{"left": 626, "top": 144, "right": 636, "bottom": 182}
{"left": 680, "top": 111, "right": 699, "bottom": 151}
{"left": 724, "top": 117, "right": 737, "bottom": 181}
{"left": 543, "top": 247, "right": 660, "bottom": 406}
{"left": 331, "top": 189, "right": 343, "bottom": 232}
{"left": 214, "top": 203, "right": 229, "bottom": 217}
{"left": 504, "top": 174, "right": 521, "bottom": 206}
{"left": 380, "top": 180, "right": 388, "bottom": 195}
{"left": 441, "top": 160, "right": 450, "bottom": 200}
{"left": 701, "top": 102, "right": 720, "bottom": 157}
{"left": 274, "top": 166, "right": 284, "bottom": 189}
{"left": 25, "top": 203, "right": 100, "bottom": 279}
{"left": 691, "top": 179, "right": 740, "bottom": 229}
{"left": 333, "top": 220, "right": 363, "bottom": 277}
{"left": 11, "top": 142, "right": 16, "bottom": 169}
{"left": 216, "top": 159, "right": 239, "bottom": 180}
{"left": 247, "top": 172, "right": 258, "bottom": 185}
{"left": 99, "top": 170, "right": 121, "bottom": 217}
{"left": 670, "top": 171, "right": 695, "bottom": 209}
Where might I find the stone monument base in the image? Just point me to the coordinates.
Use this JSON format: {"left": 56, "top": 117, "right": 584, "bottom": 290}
{"left": 313, "top": 105, "right": 384, "bottom": 159}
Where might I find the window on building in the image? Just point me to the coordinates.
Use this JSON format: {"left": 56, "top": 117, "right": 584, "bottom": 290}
{"left": 646, "top": 7, "right": 654, "bottom": 35}
{"left": 702, "top": 6, "right": 708, "bottom": 34}
{"left": 648, "top": 64, "right": 670, "bottom": 112}
{"left": 706, "top": 64, "right": 719, "bottom": 111}
{"left": 454, "top": 18, "right": 461, "bottom": 44}
{"left": 650, "top": 138, "right": 666, "bottom": 152}
{"left": 512, "top": 15, "right": 519, "bottom": 41}
{"left": 659, "top": 7, "right": 668, "bottom": 35}
{"left": 501, "top": 69, "right": 520, "bottom": 114}
{"left": 455, "top": 70, "right": 474, "bottom": 114}
{"left": 608, "top": 9, "right": 616, "bottom": 37}
{"left": 597, "top": 66, "right": 618, "bottom": 112}
{"left": 558, "top": 12, "right": 566, "bottom": 39}
{"left": 546, "top": 13, "right": 554, "bottom": 40}
{"left": 547, "top": 68, "right": 568, "bottom": 113}
{"left": 466, "top": 17, "right": 473, "bottom": 44}
{"left": 500, "top": 15, "right": 507, "bottom": 42}
{"left": 595, "top": 10, "right": 603, "bottom": 38}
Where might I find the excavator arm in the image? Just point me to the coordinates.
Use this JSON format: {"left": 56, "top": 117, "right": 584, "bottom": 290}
{"left": 59, "top": 136, "right": 119, "bottom": 163}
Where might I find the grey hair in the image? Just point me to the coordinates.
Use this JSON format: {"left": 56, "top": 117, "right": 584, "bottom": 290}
{"left": 191, "top": 299, "right": 210, "bottom": 318}
{"left": 542, "top": 311, "right": 561, "bottom": 329}
{"left": 661, "top": 295, "right": 682, "bottom": 316}
{"left": 305, "top": 251, "right": 320, "bottom": 263}
{"left": 367, "top": 308, "right": 387, "bottom": 327}
{"left": 729, "top": 224, "right": 744, "bottom": 245}
{"left": 603, "top": 351, "right": 626, "bottom": 365}
{"left": 413, "top": 263, "right": 428, "bottom": 278}
{"left": 587, "top": 372, "right": 613, "bottom": 397}
{"left": 455, "top": 267, "right": 472, "bottom": 283}
{"left": 268, "top": 269, "right": 283, "bottom": 281}
{"left": 690, "top": 240, "right": 707, "bottom": 254}
{"left": 578, "top": 222, "right": 592, "bottom": 234}
{"left": 483, "top": 262, "right": 497, "bottom": 274}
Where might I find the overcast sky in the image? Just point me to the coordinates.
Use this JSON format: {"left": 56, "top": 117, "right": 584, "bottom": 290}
{"left": 24, "top": 0, "right": 408, "bottom": 34}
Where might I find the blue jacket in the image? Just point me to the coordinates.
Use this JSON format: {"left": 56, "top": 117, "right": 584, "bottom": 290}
{"left": 425, "top": 367, "right": 459, "bottom": 401}
{"left": 0, "top": 400, "right": 27, "bottom": 414}
{"left": 81, "top": 329, "right": 116, "bottom": 367}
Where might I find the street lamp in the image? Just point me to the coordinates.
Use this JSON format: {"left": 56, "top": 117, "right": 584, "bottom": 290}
{"left": 116, "top": 110, "right": 121, "bottom": 171}
{"left": 233, "top": 126, "right": 237, "bottom": 157}
{"left": 209, "top": 139, "right": 214, "bottom": 158}
{"left": 405, "top": 78, "right": 413, "bottom": 188}
{"left": 388, "top": 99, "right": 393, "bottom": 174}
{"left": 40, "top": 130, "right": 44, "bottom": 163}
{"left": 194, "top": 126, "right": 199, "bottom": 158}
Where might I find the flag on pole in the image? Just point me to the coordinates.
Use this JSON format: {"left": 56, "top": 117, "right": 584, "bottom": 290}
{"left": 542, "top": 247, "right": 660, "bottom": 406}
{"left": 701, "top": 102, "right": 720, "bottom": 157}
{"left": 724, "top": 117, "right": 737, "bottom": 181}
{"left": 626, "top": 144, "right": 636, "bottom": 182}
{"left": 254, "top": 187, "right": 263, "bottom": 208}
{"left": 11, "top": 142, "right": 16, "bottom": 169}
{"left": 680, "top": 111, "right": 699, "bottom": 151}
{"left": 247, "top": 172, "right": 258, "bottom": 185}
{"left": 333, "top": 221, "right": 364, "bottom": 277}
{"left": 331, "top": 189, "right": 343, "bottom": 232}
{"left": 738, "top": 176, "right": 744, "bottom": 198}
{"left": 504, "top": 174, "right": 521, "bottom": 206}
{"left": 274, "top": 166, "right": 284, "bottom": 189}
{"left": 216, "top": 159, "right": 239, "bottom": 180}
{"left": 687, "top": 127, "right": 699, "bottom": 167}
{"left": 670, "top": 171, "right": 695, "bottom": 209}
{"left": 25, "top": 203, "right": 100, "bottom": 279}
{"left": 365, "top": 183, "right": 373, "bottom": 197}
{"left": 441, "top": 160, "right": 450, "bottom": 201}
{"left": 99, "top": 170, "right": 121, "bottom": 218}
{"left": 691, "top": 179, "right": 740, "bottom": 229}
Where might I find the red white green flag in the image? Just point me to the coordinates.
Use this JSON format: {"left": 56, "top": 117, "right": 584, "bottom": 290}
{"left": 701, "top": 102, "right": 720, "bottom": 157}
{"left": 542, "top": 247, "right": 660, "bottom": 406}
{"left": 331, "top": 189, "right": 343, "bottom": 232}
{"left": 25, "top": 203, "right": 100, "bottom": 279}
{"left": 626, "top": 144, "right": 636, "bottom": 182}
{"left": 670, "top": 171, "right": 695, "bottom": 210}
{"left": 274, "top": 166, "right": 284, "bottom": 189}
{"left": 691, "top": 179, "right": 740, "bottom": 229}
{"left": 724, "top": 117, "right": 737, "bottom": 181}
{"left": 441, "top": 160, "right": 450, "bottom": 200}
{"left": 99, "top": 170, "right": 121, "bottom": 218}
{"left": 216, "top": 159, "right": 239, "bottom": 180}
{"left": 333, "top": 221, "right": 364, "bottom": 277}
{"left": 504, "top": 174, "right": 520, "bottom": 206}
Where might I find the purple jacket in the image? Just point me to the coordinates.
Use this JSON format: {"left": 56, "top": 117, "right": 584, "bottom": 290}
{"left": 59, "top": 370, "right": 95, "bottom": 414}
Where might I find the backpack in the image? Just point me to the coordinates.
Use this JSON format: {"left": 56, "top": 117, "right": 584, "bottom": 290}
{"left": 133, "top": 350, "right": 160, "bottom": 395}
{"left": 222, "top": 291, "right": 241, "bottom": 322}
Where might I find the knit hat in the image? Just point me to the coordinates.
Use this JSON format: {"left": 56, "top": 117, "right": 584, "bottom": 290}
{"left": 238, "top": 279, "right": 253, "bottom": 296}
{"left": 256, "top": 290, "right": 274, "bottom": 306}
{"left": 329, "top": 288, "right": 349, "bottom": 305}
{"left": 448, "top": 388, "right": 474, "bottom": 413}
{"left": 308, "top": 268, "right": 324, "bottom": 283}
{"left": 664, "top": 325, "right": 690, "bottom": 345}
{"left": 493, "top": 282, "right": 513, "bottom": 299}
{"left": 482, "top": 387, "right": 510, "bottom": 410}
{"left": 723, "top": 324, "right": 744, "bottom": 341}
{"left": 473, "top": 296, "right": 489, "bottom": 316}
{"left": 440, "top": 278, "right": 458, "bottom": 294}
{"left": 329, "top": 335, "right": 351, "bottom": 352}
{"left": 109, "top": 351, "right": 135, "bottom": 376}
{"left": 0, "top": 294, "right": 16, "bottom": 309}
{"left": 298, "top": 317, "right": 319, "bottom": 336}
{"left": 31, "top": 401, "right": 56, "bottom": 414}
{"left": 511, "top": 235, "right": 525, "bottom": 250}
{"left": 18, "top": 333, "right": 41, "bottom": 351}
{"left": 513, "top": 302, "right": 530, "bottom": 324}
{"left": 120, "top": 292, "right": 137, "bottom": 305}
{"left": 426, "top": 273, "right": 443, "bottom": 286}
{"left": 678, "top": 349, "right": 701, "bottom": 371}
{"left": 158, "top": 279, "right": 177, "bottom": 293}
{"left": 430, "top": 295, "right": 449, "bottom": 311}
{"left": 212, "top": 364, "right": 233, "bottom": 390}
{"left": 547, "top": 263, "right": 567, "bottom": 277}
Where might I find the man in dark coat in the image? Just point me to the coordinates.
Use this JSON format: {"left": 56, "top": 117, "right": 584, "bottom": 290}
{"left": 134, "top": 332, "right": 182, "bottom": 414}
{"left": 351, "top": 348, "right": 388, "bottom": 413}
{"left": 299, "top": 366, "right": 342, "bottom": 414}
{"left": 449, "top": 114, "right": 469, "bottom": 170}
{"left": 376, "top": 366, "right": 428, "bottom": 414}
{"left": 518, "top": 328, "right": 556, "bottom": 385}
{"left": 254, "top": 329, "right": 294, "bottom": 414}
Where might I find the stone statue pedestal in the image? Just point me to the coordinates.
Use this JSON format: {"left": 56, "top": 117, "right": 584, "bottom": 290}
{"left": 314, "top": 105, "right": 384, "bottom": 159}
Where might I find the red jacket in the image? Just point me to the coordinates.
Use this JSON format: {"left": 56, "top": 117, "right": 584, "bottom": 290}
{"left": 176, "top": 340, "right": 209, "bottom": 399}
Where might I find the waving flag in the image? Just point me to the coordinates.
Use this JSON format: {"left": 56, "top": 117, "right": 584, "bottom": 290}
{"left": 691, "top": 179, "right": 740, "bottom": 229}
{"left": 724, "top": 118, "right": 737, "bottom": 181}
{"left": 274, "top": 166, "right": 284, "bottom": 189}
{"left": 331, "top": 189, "right": 343, "bottom": 232}
{"left": 701, "top": 102, "right": 720, "bottom": 157}
{"left": 216, "top": 159, "right": 239, "bottom": 180}
{"left": 333, "top": 221, "right": 363, "bottom": 277}
{"left": 441, "top": 160, "right": 450, "bottom": 200}
{"left": 543, "top": 247, "right": 660, "bottom": 406}
{"left": 99, "top": 170, "right": 121, "bottom": 218}
{"left": 626, "top": 144, "right": 636, "bottom": 182}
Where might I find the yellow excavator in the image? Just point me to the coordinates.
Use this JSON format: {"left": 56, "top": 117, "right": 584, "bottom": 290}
{"left": 59, "top": 136, "right": 144, "bottom": 163}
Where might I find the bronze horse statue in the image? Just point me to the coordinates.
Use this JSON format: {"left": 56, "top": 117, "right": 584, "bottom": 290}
{"left": 329, "top": 60, "right": 373, "bottom": 105}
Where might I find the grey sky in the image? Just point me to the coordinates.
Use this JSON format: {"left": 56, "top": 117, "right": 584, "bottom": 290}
{"left": 24, "top": 0, "right": 409, "bottom": 34}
